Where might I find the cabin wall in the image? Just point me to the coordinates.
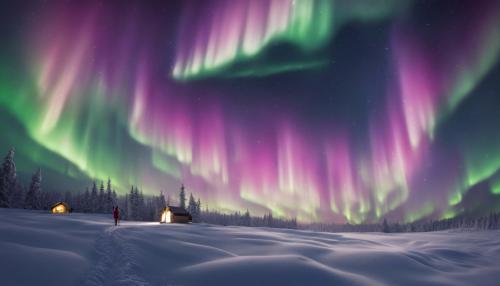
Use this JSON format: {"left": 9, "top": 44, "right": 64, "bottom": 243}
{"left": 172, "top": 215, "right": 190, "bottom": 223}
{"left": 51, "top": 205, "right": 67, "bottom": 214}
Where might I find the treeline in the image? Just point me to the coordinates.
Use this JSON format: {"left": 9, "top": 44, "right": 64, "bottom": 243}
{"left": 0, "top": 148, "right": 46, "bottom": 210}
{"left": 380, "top": 213, "right": 500, "bottom": 233}
{"left": 66, "top": 180, "right": 117, "bottom": 214}
{"left": 303, "top": 222, "right": 382, "bottom": 233}
{"left": 200, "top": 209, "right": 298, "bottom": 229}
{"left": 303, "top": 213, "right": 500, "bottom": 233}
{"left": 0, "top": 148, "right": 169, "bottom": 222}
{"left": 38, "top": 183, "right": 169, "bottom": 222}
{"left": 118, "top": 186, "right": 166, "bottom": 221}
{"left": 2, "top": 148, "right": 500, "bottom": 232}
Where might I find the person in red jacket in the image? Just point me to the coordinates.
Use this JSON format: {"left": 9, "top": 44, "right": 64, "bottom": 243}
{"left": 113, "top": 206, "right": 120, "bottom": 226}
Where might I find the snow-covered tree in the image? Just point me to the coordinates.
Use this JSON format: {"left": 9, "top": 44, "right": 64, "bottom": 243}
{"left": 179, "top": 184, "right": 186, "bottom": 209}
{"left": 195, "top": 198, "right": 201, "bottom": 222}
{"left": 98, "top": 181, "right": 105, "bottom": 213}
{"left": 10, "top": 182, "right": 25, "bottom": 209}
{"left": 83, "top": 187, "right": 90, "bottom": 212}
{"left": 128, "top": 186, "right": 143, "bottom": 220}
{"left": 123, "top": 193, "right": 129, "bottom": 220}
{"left": 188, "top": 193, "right": 196, "bottom": 214}
{"left": 105, "top": 178, "right": 113, "bottom": 213}
{"left": 64, "top": 191, "right": 73, "bottom": 206}
{"left": 128, "top": 186, "right": 135, "bottom": 219}
{"left": 242, "top": 209, "right": 251, "bottom": 226}
{"left": 0, "top": 148, "right": 17, "bottom": 207}
{"left": 0, "top": 180, "right": 6, "bottom": 207}
{"left": 382, "top": 218, "right": 390, "bottom": 233}
{"left": 165, "top": 193, "right": 171, "bottom": 206}
{"left": 112, "top": 189, "right": 117, "bottom": 207}
{"left": 90, "top": 181, "right": 98, "bottom": 212}
{"left": 137, "top": 188, "right": 145, "bottom": 220}
{"left": 158, "top": 192, "right": 166, "bottom": 209}
{"left": 38, "top": 190, "right": 51, "bottom": 210}
{"left": 24, "top": 168, "right": 41, "bottom": 209}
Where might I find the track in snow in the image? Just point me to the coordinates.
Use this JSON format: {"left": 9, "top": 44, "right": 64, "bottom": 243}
{"left": 83, "top": 226, "right": 149, "bottom": 286}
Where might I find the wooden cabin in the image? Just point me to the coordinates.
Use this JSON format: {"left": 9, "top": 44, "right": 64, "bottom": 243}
{"left": 160, "top": 206, "right": 192, "bottom": 223}
{"left": 50, "top": 202, "right": 71, "bottom": 214}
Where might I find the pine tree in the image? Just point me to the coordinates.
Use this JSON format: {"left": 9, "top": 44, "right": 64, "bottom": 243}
{"left": 83, "top": 187, "right": 90, "bottom": 212}
{"left": 188, "top": 193, "right": 196, "bottom": 214}
{"left": 195, "top": 198, "right": 201, "bottom": 222}
{"left": 64, "top": 191, "right": 73, "bottom": 207}
{"left": 266, "top": 212, "right": 273, "bottom": 227}
{"left": 105, "top": 178, "right": 113, "bottom": 213}
{"left": 137, "top": 188, "right": 144, "bottom": 221}
{"left": 0, "top": 175, "right": 6, "bottom": 208}
{"left": 112, "top": 190, "right": 117, "bottom": 206}
{"left": 128, "top": 186, "right": 134, "bottom": 219}
{"left": 243, "top": 209, "right": 251, "bottom": 226}
{"left": 25, "top": 168, "right": 42, "bottom": 209}
{"left": 123, "top": 193, "right": 129, "bottom": 220}
{"left": 166, "top": 193, "right": 171, "bottom": 206}
{"left": 128, "top": 186, "right": 138, "bottom": 220}
{"left": 160, "top": 192, "right": 167, "bottom": 216}
{"left": 0, "top": 148, "right": 17, "bottom": 207}
{"left": 90, "top": 181, "right": 98, "bottom": 213}
{"left": 179, "top": 184, "right": 186, "bottom": 209}
{"left": 382, "top": 218, "right": 390, "bottom": 233}
{"left": 188, "top": 193, "right": 201, "bottom": 222}
{"left": 98, "top": 181, "right": 105, "bottom": 213}
{"left": 10, "top": 182, "right": 25, "bottom": 209}
{"left": 158, "top": 191, "right": 166, "bottom": 209}
{"left": 39, "top": 191, "right": 50, "bottom": 210}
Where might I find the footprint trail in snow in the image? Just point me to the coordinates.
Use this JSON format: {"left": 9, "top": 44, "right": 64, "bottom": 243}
{"left": 83, "top": 226, "right": 149, "bottom": 286}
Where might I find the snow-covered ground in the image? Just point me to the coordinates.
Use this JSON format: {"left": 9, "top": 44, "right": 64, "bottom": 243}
{"left": 1, "top": 208, "right": 499, "bottom": 286}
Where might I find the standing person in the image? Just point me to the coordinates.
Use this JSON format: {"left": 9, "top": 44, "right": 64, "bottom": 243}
{"left": 113, "top": 206, "right": 120, "bottom": 226}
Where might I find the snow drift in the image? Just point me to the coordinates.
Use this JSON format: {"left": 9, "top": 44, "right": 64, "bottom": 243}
{"left": 0, "top": 208, "right": 499, "bottom": 286}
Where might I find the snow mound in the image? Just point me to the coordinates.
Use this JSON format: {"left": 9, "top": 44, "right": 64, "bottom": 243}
{"left": 1, "top": 208, "right": 500, "bottom": 286}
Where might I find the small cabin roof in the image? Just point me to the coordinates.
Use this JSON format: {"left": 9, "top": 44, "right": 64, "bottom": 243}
{"left": 166, "top": 206, "right": 190, "bottom": 215}
{"left": 50, "top": 202, "right": 70, "bottom": 209}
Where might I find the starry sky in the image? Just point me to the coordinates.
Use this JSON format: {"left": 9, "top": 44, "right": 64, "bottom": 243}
{"left": 0, "top": 0, "right": 499, "bottom": 223}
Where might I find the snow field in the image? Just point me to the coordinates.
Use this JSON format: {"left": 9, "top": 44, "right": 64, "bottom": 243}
{"left": 1, "top": 208, "right": 499, "bottom": 286}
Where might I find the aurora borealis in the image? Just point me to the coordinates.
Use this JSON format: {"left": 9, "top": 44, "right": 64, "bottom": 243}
{"left": 0, "top": 0, "right": 499, "bottom": 223}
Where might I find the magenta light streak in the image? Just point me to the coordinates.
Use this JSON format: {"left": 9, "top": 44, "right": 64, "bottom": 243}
{"left": 13, "top": 0, "right": 500, "bottom": 222}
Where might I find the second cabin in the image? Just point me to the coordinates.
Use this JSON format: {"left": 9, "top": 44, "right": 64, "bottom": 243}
{"left": 160, "top": 206, "right": 192, "bottom": 223}
{"left": 50, "top": 202, "right": 71, "bottom": 214}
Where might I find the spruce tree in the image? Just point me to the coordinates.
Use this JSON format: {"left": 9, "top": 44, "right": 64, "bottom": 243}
{"left": 179, "top": 184, "right": 186, "bottom": 209}
{"left": 25, "top": 168, "right": 42, "bottom": 209}
{"left": 83, "top": 187, "right": 90, "bottom": 212}
{"left": 39, "top": 191, "right": 49, "bottom": 210}
{"left": 243, "top": 209, "right": 251, "bottom": 226}
{"left": 166, "top": 193, "right": 171, "bottom": 206}
{"left": 128, "top": 186, "right": 137, "bottom": 220}
{"left": 105, "top": 178, "right": 113, "bottom": 213}
{"left": 11, "top": 182, "right": 25, "bottom": 209}
{"left": 123, "top": 193, "right": 129, "bottom": 220}
{"left": 112, "top": 190, "right": 117, "bottom": 206}
{"left": 158, "top": 191, "right": 166, "bottom": 209}
{"left": 0, "top": 148, "right": 17, "bottom": 207}
{"left": 188, "top": 193, "right": 196, "bottom": 214}
{"left": 137, "top": 188, "right": 144, "bottom": 221}
{"left": 0, "top": 180, "right": 6, "bottom": 208}
{"left": 90, "top": 181, "right": 98, "bottom": 213}
{"left": 382, "top": 218, "right": 390, "bottom": 233}
{"left": 64, "top": 191, "right": 73, "bottom": 206}
{"left": 196, "top": 198, "right": 201, "bottom": 222}
{"left": 98, "top": 181, "right": 105, "bottom": 213}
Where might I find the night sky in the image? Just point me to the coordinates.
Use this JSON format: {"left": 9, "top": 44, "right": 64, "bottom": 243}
{"left": 0, "top": 0, "right": 499, "bottom": 223}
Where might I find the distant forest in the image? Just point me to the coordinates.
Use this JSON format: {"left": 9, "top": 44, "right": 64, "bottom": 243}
{"left": 1, "top": 148, "right": 499, "bottom": 232}
{"left": 0, "top": 148, "right": 297, "bottom": 228}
